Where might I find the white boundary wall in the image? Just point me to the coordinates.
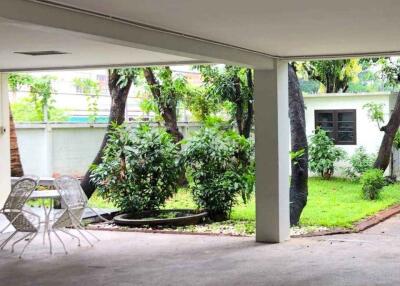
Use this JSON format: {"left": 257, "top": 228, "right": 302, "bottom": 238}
{"left": 16, "top": 122, "right": 201, "bottom": 177}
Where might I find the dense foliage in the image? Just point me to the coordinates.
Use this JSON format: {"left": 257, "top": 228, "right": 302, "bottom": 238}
{"left": 8, "top": 73, "right": 67, "bottom": 122}
{"left": 363, "top": 102, "right": 385, "bottom": 129}
{"left": 73, "top": 78, "right": 101, "bottom": 123}
{"left": 181, "top": 124, "right": 254, "bottom": 220}
{"left": 345, "top": 147, "right": 375, "bottom": 180}
{"left": 300, "top": 60, "right": 361, "bottom": 93}
{"left": 360, "top": 169, "right": 386, "bottom": 200}
{"left": 90, "top": 124, "right": 180, "bottom": 214}
{"left": 309, "top": 128, "right": 346, "bottom": 179}
{"left": 196, "top": 65, "right": 254, "bottom": 138}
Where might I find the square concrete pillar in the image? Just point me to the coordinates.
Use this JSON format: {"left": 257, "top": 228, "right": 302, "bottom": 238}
{"left": 0, "top": 73, "right": 11, "bottom": 207}
{"left": 255, "top": 61, "right": 290, "bottom": 243}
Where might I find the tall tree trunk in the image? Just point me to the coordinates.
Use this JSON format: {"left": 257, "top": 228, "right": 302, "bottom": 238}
{"left": 288, "top": 64, "right": 308, "bottom": 226}
{"left": 242, "top": 69, "right": 254, "bottom": 139}
{"left": 143, "top": 67, "right": 183, "bottom": 143}
{"left": 9, "top": 107, "right": 24, "bottom": 177}
{"left": 233, "top": 75, "right": 245, "bottom": 137}
{"left": 81, "top": 70, "right": 133, "bottom": 198}
{"left": 374, "top": 92, "right": 400, "bottom": 171}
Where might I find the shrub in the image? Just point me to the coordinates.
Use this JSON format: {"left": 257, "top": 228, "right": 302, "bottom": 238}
{"left": 181, "top": 126, "right": 254, "bottom": 221}
{"left": 308, "top": 128, "right": 346, "bottom": 179}
{"left": 91, "top": 124, "right": 180, "bottom": 215}
{"left": 360, "top": 169, "right": 386, "bottom": 200}
{"left": 345, "top": 147, "right": 375, "bottom": 180}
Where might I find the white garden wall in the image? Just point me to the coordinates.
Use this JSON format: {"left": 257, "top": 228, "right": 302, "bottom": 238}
{"left": 14, "top": 92, "right": 400, "bottom": 179}
{"left": 16, "top": 122, "right": 201, "bottom": 177}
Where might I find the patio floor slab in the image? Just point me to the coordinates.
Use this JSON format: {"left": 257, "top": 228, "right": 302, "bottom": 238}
{"left": 1, "top": 215, "right": 400, "bottom": 286}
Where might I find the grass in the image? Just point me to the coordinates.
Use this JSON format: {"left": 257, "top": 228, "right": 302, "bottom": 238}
{"left": 88, "top": 177, "right": 400, "bottom": 234}
{"left": 301, "top": 177, "right": 400, "bottom": 228}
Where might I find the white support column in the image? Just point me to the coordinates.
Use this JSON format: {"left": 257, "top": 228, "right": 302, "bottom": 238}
{"left": 0, "top": 73, "right": 11, "bottom": 207}
{"left": 255, "top": 60, "right": 290, "bottom": 243}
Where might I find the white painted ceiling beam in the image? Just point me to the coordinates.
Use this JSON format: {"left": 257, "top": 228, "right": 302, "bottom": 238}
{"left": 0, "top": 0, "right": 274, "bottom": 70}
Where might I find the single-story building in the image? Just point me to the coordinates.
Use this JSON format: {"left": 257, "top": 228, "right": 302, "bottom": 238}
{"left": 304, "top": 92, "right": 399, "bottom": 177}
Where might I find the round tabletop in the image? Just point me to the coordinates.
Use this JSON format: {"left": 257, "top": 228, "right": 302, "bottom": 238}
{"left": 30, "top": 190, "right": 60, "bottom": 199}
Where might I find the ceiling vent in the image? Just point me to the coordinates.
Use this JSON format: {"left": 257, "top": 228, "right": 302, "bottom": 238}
{"left": 14, "top": 51, "right": 69, "bottom": 56}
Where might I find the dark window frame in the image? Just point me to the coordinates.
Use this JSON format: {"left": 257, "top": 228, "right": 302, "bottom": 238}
{"left": 314, "top": 109, "right": 357, "bottom": 145}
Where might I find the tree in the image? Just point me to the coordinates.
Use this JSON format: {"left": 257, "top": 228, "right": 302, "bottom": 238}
{"left": 7, "top": 73, "right": 32, "bottom": 177}
{"left": 288, "top": 63, "right": 308, "bottom": 225}
{"left": 81, "top": 68, "right": 137, "bottom": 198}
{"left": 73, "top": 78, "right": 101, "bottom": 123}
{"left": 373, "top": 58, "right": 400, "bottom": 172}
{"left": 142, "top": 67, "right": 185, "bottom": 143}
{"left": 196, "top": 66, "right": 254, "bottom": 138}
{"left": 301, "top": 59, "right": 361, "bottom": 93}
{"left": 29, "top": 76, "right": 57, "bottom": 122}
{"left": 9, "top": 108, "right": 23, "bottom": 177}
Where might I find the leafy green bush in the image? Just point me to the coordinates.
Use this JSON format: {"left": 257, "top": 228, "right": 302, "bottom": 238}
{"left": 345, "top": 147, "right": 375, "bottom": 180}
{"left": 360, "top": 169, "right": 386, "bottom": 200}
{"left": 91, "top": 124, "right": 180, "bottom": 215}
{"left": 309, "top": 128, "right": 346, "bottom": 179}
{"left": 393, "top": 131, "right": 400, "bottom": 150}
{"left": 11, "top": 97, "right": 68, "bottom": 122}
{"left": 181, "top": 126, "right": 254, "bottom": 221}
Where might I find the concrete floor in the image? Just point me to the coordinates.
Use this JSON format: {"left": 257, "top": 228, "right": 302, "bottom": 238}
{"left": 1, "top": 216, "right": 400, "bottom": 286}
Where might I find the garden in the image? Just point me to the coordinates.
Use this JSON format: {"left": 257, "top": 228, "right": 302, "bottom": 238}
{"left": 87, "top": 120, "right": 400, "bottom": 236}
{"left": 10, "top": 61, "right": 400, "bottom": 237}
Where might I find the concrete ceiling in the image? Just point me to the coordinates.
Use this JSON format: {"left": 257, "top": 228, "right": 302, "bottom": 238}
{"left": 0, "top": 17, "right": 195, "bottom": 71}
{"left": 49, "top": 0, "right": 400, "bottom": 58}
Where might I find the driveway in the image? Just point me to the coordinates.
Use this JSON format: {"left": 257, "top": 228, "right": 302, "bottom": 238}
{"left": 1, "top": 215, "right": 400, "bottom": 286}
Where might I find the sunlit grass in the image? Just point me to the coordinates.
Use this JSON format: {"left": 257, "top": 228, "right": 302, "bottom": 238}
{"left": 89, "top": 177, "right": 400, "bottom": 233}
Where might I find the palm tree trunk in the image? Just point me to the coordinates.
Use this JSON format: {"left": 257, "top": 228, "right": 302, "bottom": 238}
{"left": 9, "top": 106, "right": 24, "bottom": 177}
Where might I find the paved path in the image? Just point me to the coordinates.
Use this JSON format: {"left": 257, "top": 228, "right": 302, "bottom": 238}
{"left": 1, "top": 215, "right": 400, "bottom": 286}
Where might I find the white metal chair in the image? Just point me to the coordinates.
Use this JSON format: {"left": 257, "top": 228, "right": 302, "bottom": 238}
{"left": 50, "top": 176, "right": 99, "bottom": 253}
{"left": 0, "top": 178, "right": 40, "bottom": 258}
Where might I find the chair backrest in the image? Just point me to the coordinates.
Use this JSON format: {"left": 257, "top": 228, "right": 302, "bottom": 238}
{"left": 21, "top": 175, "right": 40, "bottom": 185}
{"left": 55, "top": 176, "right": 86, "bottom": 209}
{"left": 3, "top": 178, "right": 37, "bottom": 211}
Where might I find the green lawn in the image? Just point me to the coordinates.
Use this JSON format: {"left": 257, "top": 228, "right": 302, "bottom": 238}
{"left": 89, "top": 177, "right": 400, "bottom": 234}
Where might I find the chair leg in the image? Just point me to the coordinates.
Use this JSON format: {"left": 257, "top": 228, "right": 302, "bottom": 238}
{"left": 87, "top": 207, "right": 111, "bottom": 223}
{"left": 19, "top": 232, "right": 38, "bottom": 259}
{"left": 47, "top": 229, "right": 53, "bottom": 254}
{"left": 75, "top": 227, "right": 93, "bottom": 247}
{"left": 52, "top": 230, "right": 68, "bottom": 255}
{"left": 11, "top": 233, "right": 33, "bottom": 253}
{"left": 58, "top": 229, "right": 81, "bottom": 247}
{"left": 0, "top": 213, "right": 21, "bottom": 234}
{"left": 70, "top": 213, "right": 99, "bottom": 244}
{"left": 0, "top": 231, "right": 18, "bottom": 250}
{"left": 78, "top": 225, "right": 100, "bottom": 242}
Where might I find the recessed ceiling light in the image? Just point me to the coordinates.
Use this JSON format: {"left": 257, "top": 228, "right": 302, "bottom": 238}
{"left": 14, "top": 51, "right": 69, "bottom": 56}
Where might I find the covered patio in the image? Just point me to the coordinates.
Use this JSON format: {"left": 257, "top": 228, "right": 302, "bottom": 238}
{"left": 1, "top": 215, "right": 400, "bottom": 285}
{"left": 1, "top": 0, "right": 400, "bottom": 284}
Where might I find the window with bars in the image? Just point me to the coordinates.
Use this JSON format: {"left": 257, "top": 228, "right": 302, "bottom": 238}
{"left": 314, "top": 109, "right": 357, "bottom": 145}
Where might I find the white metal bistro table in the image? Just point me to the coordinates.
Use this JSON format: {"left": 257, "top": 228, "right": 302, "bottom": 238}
{"left": 29, "top": 190, "right": 60, "bottom": 245}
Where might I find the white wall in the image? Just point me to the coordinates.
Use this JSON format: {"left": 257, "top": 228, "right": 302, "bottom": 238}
{"left": 304, "top": 93, "right": 393, "bottom": 156}
{"left": 16, "top": 122, "right": 202, "bottom": 177}
{"left": 0, "top": 73, "right": 10, "bottom": 206}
